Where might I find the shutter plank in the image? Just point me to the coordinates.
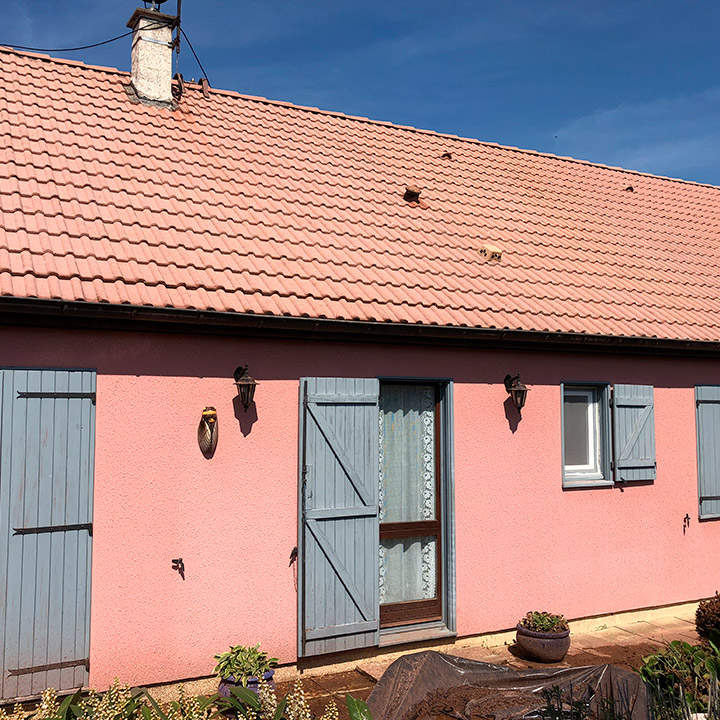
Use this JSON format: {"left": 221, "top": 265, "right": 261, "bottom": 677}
{"left": 300, "top": 377, "right": 379, "bottom": 657}
{"left": 696, "top": 386, "right": 720, "bottom": 519}
{"left": 0, "top": 371, "right": 13, "bottom": 698}
{"left": 613, "top": 384, "right": 656, "bottom": 483}
{"left": 0, "top": 369, "right": 95, "bottom": 700}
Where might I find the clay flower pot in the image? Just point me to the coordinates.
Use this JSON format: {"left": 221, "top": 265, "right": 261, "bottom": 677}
{"left": 515, "top": 623, "right": 570, "bottom": 662}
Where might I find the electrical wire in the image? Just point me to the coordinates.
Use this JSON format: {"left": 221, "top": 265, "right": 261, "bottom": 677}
{"left": 2, "top": 22, "right": 167, "bottom": 54}
{"left": 2, "top": 30, "right": 134, "bottom": 53}
{"left": 180, "top": 27, "right": 210, "bottom": 85}
{"left": 2, "top": 21, "right": 210, "bottom": 88}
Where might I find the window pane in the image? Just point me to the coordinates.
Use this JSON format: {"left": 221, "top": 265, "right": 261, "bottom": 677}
{"left": 379, "top": 385, "right": 436, "bottom": 522}
{"left": 379, "top": 536, "right": 437, "bottom": 604}
{"left": 564, "top": 392, "right": 590, "bottom": 466}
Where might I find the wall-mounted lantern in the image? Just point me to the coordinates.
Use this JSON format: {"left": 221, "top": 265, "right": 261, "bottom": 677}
{"left": 234, "top": 365, "right": 257, "bottom": 410}
{"left": 504, "top": 374, "right": 529, "bottom": 413}
{"left": 198, "top": 406, "right": 218, "bottom": 457}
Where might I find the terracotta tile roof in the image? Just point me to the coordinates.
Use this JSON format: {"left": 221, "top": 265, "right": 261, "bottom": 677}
{"left": 2, "top": 46, "right": 720, "bottom": 342}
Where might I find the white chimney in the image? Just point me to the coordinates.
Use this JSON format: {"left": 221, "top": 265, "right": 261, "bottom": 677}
{"left": 127, "top": 7, "right": 176, "bottom": 105}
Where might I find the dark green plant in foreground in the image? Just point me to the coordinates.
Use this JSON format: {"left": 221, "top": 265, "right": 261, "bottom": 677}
{"left": 215, "top": 685, "right": 286, "bottom": 720}
{"left": 638, "top": 640, "right": 720, "bottom": 715}
{"left": 697, "top": 595, "right": 720, "bottom": 643}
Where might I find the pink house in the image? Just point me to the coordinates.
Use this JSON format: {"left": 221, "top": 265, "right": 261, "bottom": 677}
{"left": 2, "top": 5, "right": 720, "bottom": 703}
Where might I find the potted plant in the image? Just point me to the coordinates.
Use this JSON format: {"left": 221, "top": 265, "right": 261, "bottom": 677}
{"left": 515, "top": 611, "right": 570, "bottom": 662}
{"left": 214, "top": 643, "right": 278, "bottom": 697}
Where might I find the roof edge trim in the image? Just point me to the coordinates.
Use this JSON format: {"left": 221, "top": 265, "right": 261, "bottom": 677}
{"left": 1, "top": 297, "right": 720, "bottom": 357}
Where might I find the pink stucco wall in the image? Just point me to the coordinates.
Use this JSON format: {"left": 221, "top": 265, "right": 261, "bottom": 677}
{"left": 2, "top": 325, "right": 720, "bottom": 688}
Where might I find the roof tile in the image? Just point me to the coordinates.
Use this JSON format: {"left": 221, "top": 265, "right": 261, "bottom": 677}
{"left": 1, "top": 47, "right": 720, "bottom": 341}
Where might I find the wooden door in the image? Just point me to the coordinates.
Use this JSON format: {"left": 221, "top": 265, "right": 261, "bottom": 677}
{"left": 299, "top": 377, "right": 380, "bottom": 657}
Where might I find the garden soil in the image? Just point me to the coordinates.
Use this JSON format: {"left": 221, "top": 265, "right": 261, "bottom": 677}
{"left": 367, "top": 652, "right": 647, "bottom": 720}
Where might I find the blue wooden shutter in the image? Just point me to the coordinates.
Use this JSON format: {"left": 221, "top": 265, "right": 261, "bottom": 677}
{"left": 696, "top": 385, "right": 720, "bottom": 519}
{"left": 299, "top": 378, "right": 379, "bottom": 657}
{"left": 0, "top": 369, "right": 95, "bottom": 700}
{"left": 612, "top": 384, "right": 656, "bottom": 483}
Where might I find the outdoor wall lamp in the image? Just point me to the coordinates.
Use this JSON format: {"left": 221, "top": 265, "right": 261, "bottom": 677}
{"left": 198, "top": 406, "right": 218, "bottom": 457}
{"left": 504, "top": 373, "right": 529, "bottom": 413}
{"left": 234, "top": 365, "right": 257, "bottom": 410}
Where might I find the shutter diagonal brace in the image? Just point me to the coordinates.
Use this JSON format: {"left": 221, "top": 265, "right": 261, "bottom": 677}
{"left": 306, "top": 402, "right": 373, "bottom": 506}
{"left": 306, "top": 519, "right": 373, "bottom": 620}
{"left": 616, "top": 403, "right": 653, "bottom": 464}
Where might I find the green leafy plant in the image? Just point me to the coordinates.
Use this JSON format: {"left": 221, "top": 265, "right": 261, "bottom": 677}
{"left": 0, "top": 681, "right": 206, "bottom": 720}
{"left": 213, "top": 644, "right": 279, "bottom": 685}
{"left": 697, "top": 594, "right": 720, "bottom": 642}
{"left": 520, "top": 611, "right": 569, "bottom": 634}
{"left": 139, "top": 686, "right": 217, "bottom": 720}
{"left": 215, "top": 685, "right": 273, "bottom": 720}
{"left": 346, "top": 695, "right": 372, "bottom": 720}
{"left": 217, "top": 678, "right": 336, "bottom": 720}
{"left": 84, "top": 680, "right": 147, "bottom": 720}
{"left": 637, "top": 639, "right": 720, "bottom": 714}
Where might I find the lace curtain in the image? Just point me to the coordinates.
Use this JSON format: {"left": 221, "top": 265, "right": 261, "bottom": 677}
{"left": 379, "top": 385, "right": 436, "bottom": 604}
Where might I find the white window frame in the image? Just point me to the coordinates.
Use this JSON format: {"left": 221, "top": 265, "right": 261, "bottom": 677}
{"left": 563, "top": 388, "right": 600, "bottom": 476}
{"left": 562, "top": 383, "right": 612, "bottom": 488}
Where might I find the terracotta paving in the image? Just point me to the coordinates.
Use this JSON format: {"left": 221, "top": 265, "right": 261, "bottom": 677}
{"left": 2, "top": 47, "right": 720, "bottom": 342}
{"left": 287, "top": 609, "right": 698, "bottom": 720}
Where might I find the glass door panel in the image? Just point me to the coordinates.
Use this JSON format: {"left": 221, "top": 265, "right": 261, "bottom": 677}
{"left": 379, "top": 384, "right": 436, "bottom": 522}
{"left": 379, "top": 536, "right": 437, "bottom": 604}
{"left": 379, "top": 383, "right": 441, "bottom": 627}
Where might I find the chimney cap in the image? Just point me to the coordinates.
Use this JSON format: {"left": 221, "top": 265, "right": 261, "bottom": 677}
{"left": 127, "top": 6, "right": 177, "bottom": 30}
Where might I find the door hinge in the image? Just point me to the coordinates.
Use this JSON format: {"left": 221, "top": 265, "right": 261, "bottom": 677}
{"left": 13, "top": 522, "right": 93, "bottom": 536}
{"left": 17, "top": 391, "right": 96, "bottom": 402}
{"left": 8, "top": 658, "right": 89, "bottom": 676}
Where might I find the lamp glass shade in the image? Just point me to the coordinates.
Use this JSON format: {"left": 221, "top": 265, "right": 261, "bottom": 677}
{"left": 234, "top": 365, "right": 257, "bottom": 410}
{"left": 510, "top": 384, "right": 528, "bottom": 411}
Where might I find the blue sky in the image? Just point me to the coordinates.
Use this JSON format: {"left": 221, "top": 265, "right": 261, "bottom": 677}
{"left": 3, "top": 0, "right": 720, "bottom": 186}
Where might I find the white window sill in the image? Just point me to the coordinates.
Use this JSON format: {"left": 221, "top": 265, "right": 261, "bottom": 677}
{"left": 563, "top": 476, "right": 613, "bottom": 489}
